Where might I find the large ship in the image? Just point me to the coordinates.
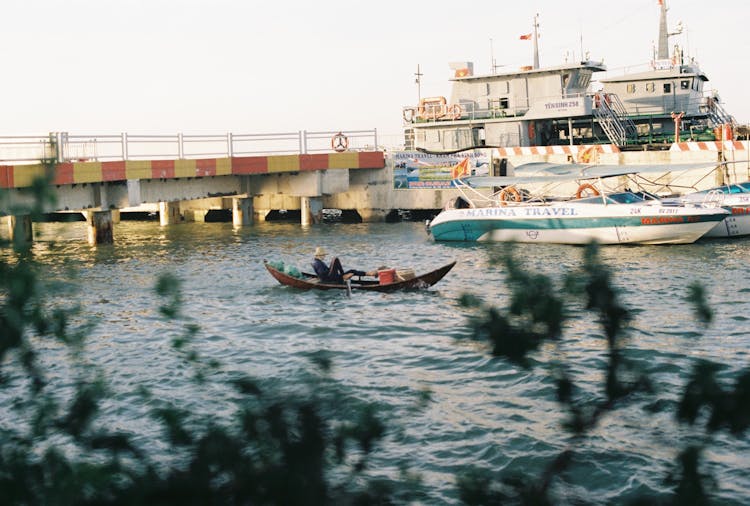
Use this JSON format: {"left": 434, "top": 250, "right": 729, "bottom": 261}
{"left": 402, "top": 0, "right": 737, "bottom": 154}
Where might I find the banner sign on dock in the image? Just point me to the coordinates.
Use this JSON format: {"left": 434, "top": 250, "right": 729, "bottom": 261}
{"left": 392, "top": 151, "right": 490, "bottom": 189}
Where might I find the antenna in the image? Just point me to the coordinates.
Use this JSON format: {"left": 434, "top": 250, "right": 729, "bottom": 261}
{"left": 414, "top": 64, "right": 423, "bottom": 103}
{"left": 490, "top": 38, "right": 495, "bottom": 74}
{"left": 579, "top": 32, "right": 584, "bottom": 62}
{"left": 533, "top": 13, "right": 540, "bottom": 69}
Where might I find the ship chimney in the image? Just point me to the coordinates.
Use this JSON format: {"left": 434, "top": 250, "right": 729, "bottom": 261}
{"left": 657, "top": 0, "right": 669, "bottom": 60}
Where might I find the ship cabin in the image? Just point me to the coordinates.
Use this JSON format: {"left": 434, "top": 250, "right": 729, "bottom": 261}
{"left": 404, "top": 52, "right": 735, "bottom": 153}
{"left": 404, "top": 60, "right": 607, "bottom": 153}
{"left": 600, "top": 61, "right": 707, "bottom": 117}
{"left": 598, "top": 51, "right": 733, "bottom": 143}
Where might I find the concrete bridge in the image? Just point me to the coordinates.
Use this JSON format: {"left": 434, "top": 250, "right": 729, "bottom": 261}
{"left": 8, "top": 129, "right": 740, "bottom": 247}
{"left": 0, "top": 129, "right": 397, "bottom": 245}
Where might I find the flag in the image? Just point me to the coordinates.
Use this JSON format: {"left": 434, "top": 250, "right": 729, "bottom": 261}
{"left": 519, "top": 33, "right": 532, "bottom": 40}
{"left": 450, "top": 158, "right": 470, "bottom": 179}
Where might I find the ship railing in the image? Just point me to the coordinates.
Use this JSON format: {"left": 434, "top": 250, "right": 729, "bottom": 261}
{"left": 701, "top": 96, "right": 736, "bottom": 128}
{"left": 618, "top": 95, "right": 713, "bottom": 119}
{"left": 0, "top": 129, "right": 381, "bottom": 164}
{"left": 403, "top": 100, "right": 529, "bottom": 124}
{"left": 595, "top": 61, "right": 663, "bottom": 80}
{"left": 412, "top": 126, "right": 520, "bottom": 152}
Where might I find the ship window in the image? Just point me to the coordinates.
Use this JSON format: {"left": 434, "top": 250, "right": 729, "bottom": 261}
{"left": 646, "top": 82, "right": 655, "bottom": 92}
{"left": 681, "top": 79, "right": 690, "bottom": 89}
{"left": 576, "top": 73, "right": 591, "bottom": 89}
{"left": 664, "top": 83, "right": 672, "bottom": 93}
{"left": 627, "top": 83, "right": 636, "bottom": 93}
{"left": 499, "top": 97, "right": 509, "bottom": 109}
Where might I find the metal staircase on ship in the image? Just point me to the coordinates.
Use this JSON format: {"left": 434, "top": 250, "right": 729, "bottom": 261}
{"left": 706, "top": 99, "right": 736, "bottom": 129}
{"left": 593, "top": 93, "right": 638, "bottom": 146}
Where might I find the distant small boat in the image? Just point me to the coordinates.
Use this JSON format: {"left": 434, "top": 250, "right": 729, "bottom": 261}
{"left": 264, "top": 261, "right": 456, "bottom": 292}
{"left": 670, "top": 181, "right": 750, "bottom": 238}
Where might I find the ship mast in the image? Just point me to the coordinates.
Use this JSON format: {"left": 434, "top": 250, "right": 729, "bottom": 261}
{"left": 533, "top": 13, "right": 540, "bottom": 69}
{"left": 657, "top": 0, "right": 669, "bottom": 59}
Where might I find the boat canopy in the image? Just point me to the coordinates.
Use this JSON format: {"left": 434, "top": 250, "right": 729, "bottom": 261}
{"left": 511, "top": 162, "right": 722, "bottom": 178}
{"left": 458, "top": 161, "right": 724, "bottom": 189}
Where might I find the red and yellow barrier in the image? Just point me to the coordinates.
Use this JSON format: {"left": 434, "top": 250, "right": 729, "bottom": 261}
{"left": 0, "top": 151, "right": 385, "bottom": 189}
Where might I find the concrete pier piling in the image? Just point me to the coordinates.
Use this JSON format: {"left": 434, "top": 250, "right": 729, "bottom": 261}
{"left": 232, "top": 197, "right": 253, "bottom": 227}
{"left": 159, "top": 202, "right": 181, "bottom": 226}
{"left": 86, "top": 210, "right": 114, "bottom": 245}
{"left": 7, "top": 215, "right": 33, "bottom": 249}
{"left": 301, "top": 197, "right": 322, "bottom": 226}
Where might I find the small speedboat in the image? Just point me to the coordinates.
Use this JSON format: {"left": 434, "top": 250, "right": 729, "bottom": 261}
{"left": 427, "top": 171, "right": 729, "bottom": 245}
{"left": 670, "top": 182, "right": 750, "bottom": 238}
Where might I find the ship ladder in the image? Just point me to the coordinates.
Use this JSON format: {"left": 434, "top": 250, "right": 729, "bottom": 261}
{"left": 593, "top": 93, "right": 635, "bottom": 146}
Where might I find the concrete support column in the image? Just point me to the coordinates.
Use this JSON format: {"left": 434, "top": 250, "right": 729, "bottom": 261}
{"left": 111, "top": 209, "right": 121, "bottom": 224}
{"left": 86, "top": 210, "right": 114, "bottom": 245}
{"left": 232, "top": 197, "right": 253, "bottom": 227}
{"left": 7, "top": 215, "right": 33, "bottom": 248}
{"left": 159, "top": 201, "right": 181, "bottom": 226}
{"left": 301, "top": 197, "right": 323, "bottom": 226}
{"left": 357, "top": 208, "right": 389, "bottom": 223}
{"left": 183, "top": 209, "right": 208, "bottom": 222}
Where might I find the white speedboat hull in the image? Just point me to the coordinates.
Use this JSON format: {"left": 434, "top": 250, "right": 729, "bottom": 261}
{"left": 704, "top": 209, "right": 750, "bottom": 237}
{"left": 678, "top": 184, "right": 750, "bottom": 238}
{"left": 428, "top": 203, "right": 728, "bottom": 245}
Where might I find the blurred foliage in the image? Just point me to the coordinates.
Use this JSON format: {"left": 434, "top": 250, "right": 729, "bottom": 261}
{"left": 2, "top": 178, "right": 748, "bottom": 505}
{"left": 1, "top": 178, "right": 417, "bottom": 505}
{"left": 1, "top": 259, "right": 407, "bottom": 504}
{"left": 459, "top": 243, "right": 749, "bottom": 505}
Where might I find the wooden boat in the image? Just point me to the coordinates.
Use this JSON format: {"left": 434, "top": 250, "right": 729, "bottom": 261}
{"left": 264, "top": 260, "right": 456, "bottom": 293}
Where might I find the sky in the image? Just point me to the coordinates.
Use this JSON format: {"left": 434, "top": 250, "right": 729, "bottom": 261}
{"left": 2, "top": 0, "right": 748, "bottom": 145}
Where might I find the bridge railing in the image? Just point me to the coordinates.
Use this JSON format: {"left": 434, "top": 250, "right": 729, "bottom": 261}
{"left": 0, "top": 129, "right": 380, "bottom": 163}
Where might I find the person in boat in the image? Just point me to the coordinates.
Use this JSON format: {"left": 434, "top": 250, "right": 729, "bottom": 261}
{"left": 312, "top": 246, "right": 374, "bottom": 283}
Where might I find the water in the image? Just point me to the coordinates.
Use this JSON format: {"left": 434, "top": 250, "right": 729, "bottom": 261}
{"left": 3, "top": 220, "right": 750, "bottom": 504}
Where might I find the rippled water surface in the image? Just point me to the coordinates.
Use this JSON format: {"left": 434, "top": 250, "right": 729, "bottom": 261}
{"left": 4, "top": 220, "right": 750, "bottom": 504}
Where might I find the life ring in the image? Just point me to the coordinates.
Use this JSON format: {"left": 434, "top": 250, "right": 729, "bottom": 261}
{"left": 331, "top": 132, "right": 349, "bottom": 152}
{"left": 402, "top": 107, "right": 416, "bottom": 122}
{"left": 576, "top": 183, "right": 600, "bottom": 199}
{"left": 417, "top": 96, "right": 447, "bottom": 120}
{"left": 498, "top": 186, "right": 522, "bottom": 205}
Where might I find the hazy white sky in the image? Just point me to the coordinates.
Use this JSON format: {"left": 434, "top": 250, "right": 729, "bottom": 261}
{"left": 2, "top": 0, "right": 747, "bottom": 142}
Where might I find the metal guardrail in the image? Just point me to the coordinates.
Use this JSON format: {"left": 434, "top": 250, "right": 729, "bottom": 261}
{"left": 0, "top": 129, "right": 380, "bottom": 164}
